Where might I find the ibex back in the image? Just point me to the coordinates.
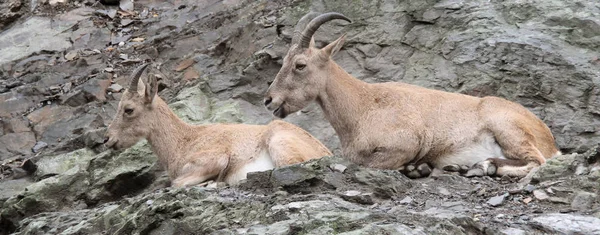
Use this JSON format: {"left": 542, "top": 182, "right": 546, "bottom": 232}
{"left": 105, "top": 63, "right": 332, "bottom": 187}
{"left": 264, "top": 12, "right": 560, "bottom": 178}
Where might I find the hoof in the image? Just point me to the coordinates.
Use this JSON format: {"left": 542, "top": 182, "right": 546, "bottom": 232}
{"left": 443, "top": 164, "right": 461, "bottom": 172}
{"left": 400, "top": 163, "right": 433, "bottom": 179}
{"left": 406, "top": 170, "right": 421, "bottom": 179}
{"left": 417, "top": 163, "right": 432, "bottom": 176}
{"left": 442, "top": 164, "right": 470, "bottom": 174}
{"left": 464, "top": 160, "right": 497, "bottom": 177}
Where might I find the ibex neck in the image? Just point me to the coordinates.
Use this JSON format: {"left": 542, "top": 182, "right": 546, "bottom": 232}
{"left": 316, "top": 62, "right": 370, "bottom": 144}
{"left": 146, "top": 97, "right": 199, "bottom": 171}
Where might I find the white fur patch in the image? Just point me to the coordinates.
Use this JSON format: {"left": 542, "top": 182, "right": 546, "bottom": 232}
{"left": 435, "top": 134, "right": 505, "bottom": 167}
{"left": 225, "top": 149, "right": 275, "bottom": 184}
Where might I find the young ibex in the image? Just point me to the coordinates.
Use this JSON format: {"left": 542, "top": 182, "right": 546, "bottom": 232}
{"left": 264, "top": 12, "right": 561, "bottom": 178}
{"left": 104, "top": 63, "right": 332, "bottom": 187}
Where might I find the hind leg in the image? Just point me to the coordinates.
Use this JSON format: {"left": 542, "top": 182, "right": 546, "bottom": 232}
{"left": 466, "top": 123, "right": 546, "bottom": 178}
{"left": 267, "top": 132, "right": 330, "bottom": 167}
{"left": 267, "top": 136, "right": 311, "bottom": 167}
{"left": 464, "top": 158, "right": 540, "bottom": 177}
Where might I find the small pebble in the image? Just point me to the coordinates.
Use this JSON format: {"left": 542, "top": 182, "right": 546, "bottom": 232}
{"left": 524, "top": 184, "right": 536, "bottom": 193}
{"left": 32, "top": 141, "right": 48, "bottom": 153}
{"left": 438, "top": 187, "right": 451, "bottom": 196}
{"left": 399, "top": 196, "right": 412, "bottom": 205}
{"left": 533, "top": 190, "right": 549, "bottom": 200}
{"left": 330, "top": 164, "right": 347, "bottom": 173}
{"left": 108, "top": 84, "right": 123, "bottom": 93}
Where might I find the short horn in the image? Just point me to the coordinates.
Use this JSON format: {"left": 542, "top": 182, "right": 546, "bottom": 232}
{"left": 291, "top": 12, "right": 321, "bottom": 45}
{"left": 299, "top": 12, "right": 351, "bottom": 49}
{"left": 128, "top": 63, "right": 150, "bottom": 92}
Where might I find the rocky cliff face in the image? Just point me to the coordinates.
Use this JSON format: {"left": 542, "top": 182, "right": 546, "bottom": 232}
{"left": 1, "top": 0, "right": 599, "bottom": 234}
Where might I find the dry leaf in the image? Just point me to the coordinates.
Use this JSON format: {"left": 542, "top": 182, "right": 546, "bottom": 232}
{"left": 175, "top": 59, "right": 195, "bottom": 72}
{"left": 118, "top": 10, "right": 135, "bottom": 17}
{"left": 183, "top": 68, "right": 201, "bottom": 81}
{"left": 131, "top": 37, "right": 145, "bottom": 42}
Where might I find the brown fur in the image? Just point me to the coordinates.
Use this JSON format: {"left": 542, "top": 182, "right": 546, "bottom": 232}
{"left": 265, "top": 24, "right": 560, "bottom": 178}
{"left": 105, "top": 70, "right": 331, "bottom": 187}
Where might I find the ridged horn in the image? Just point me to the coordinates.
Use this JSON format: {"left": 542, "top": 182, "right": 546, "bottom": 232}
{"left": 299, "top": 12, "right": 351, "bottom": 48}
{"left": 128, "top": 63, "right": 150, "bottom": 92}
{"left": 291, "top": 12, "right": 321, "bottom": 45}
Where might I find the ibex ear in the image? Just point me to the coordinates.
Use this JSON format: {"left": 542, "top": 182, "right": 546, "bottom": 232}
{"left": 309, "top": 37, "right": 316, "bottom": 48}
{"left": 144, "top": 74, "right": 158, "bottom": 104}
{"left": 136, "top": 79, "right": 146, "bottom": 96}
{"left": 322, "top": 34, "right": 346, "bottom": 58}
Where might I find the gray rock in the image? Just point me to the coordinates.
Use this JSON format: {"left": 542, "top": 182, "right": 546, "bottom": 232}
{"left": 330, "top": 163, "right": 347, "bottom": 173}
{"left": 0, "top": 178, "right": 32, "bottom": 202}
{"left": 340, "top": 190, "right": 374, "bottom": 205}
{"left": 119, "top": 0, "right": 134, "bottom": 11}
{"left": 81, "top": 78, "right": 111, "bottom": 102}
{"left": 357, "top": 44, "right": 383, "bottom": 58}
{"left": 0, "top": 16, "right": 78, "bottom": 66}
{"left": 0, "top": 132, "right": 36, "bottom": 159}
{"left": 532, "top": 153, "right": 581, "bottom": 182}
{"left": 531, "top": 214, "right": 600, "bottom": 234}
{"left": 207, "top": 73, "right": 242, "bottom": 93}
{"left": 501, "top": 228, "right": 527, "bottom": 235}
{"left": 34, "top": 148, "right": 96, "bottom": 178}
{"left": 61, "top": 90, "right": 88, "bottom": 107}
{"left": 548, "top": 197, "right": 570, "bottom": 204}
{"left": 3, "top": 117, "right": 30, "bottom": 133}
{"left": 83, "top": 128, "right": 106, "bottom": 148}
{"left": 0, "top": 0, "right": 24, "bottom": 31}
{"left": 575, "top": 163, "right": 589, "bottom": 175}
{"left": 523, "top": 184, "right": 536, "bottom": 193}
{"left": 168, "top": 83, "right": 211, "bottom": 124}
{"left": 38, "top": 113, "right": 104, "bottom": 150}
{"left": 571, "top": 191, "right": 597, "bottom": 211}
{"left": 399, "top": 196, "right": 413, "bottom": 205}
{"left": 1, "top": 141, "right": 157, "bottom": 226}
{"left": 487, "top": 194, "right": 508, "bottom": 207}
{"left": 533, "top": 190, "right": 549, "bottom": 201}
{"left": 31, "top": 141, "right": 48, "bottom": 153}
{"left": 107, "top": 84, "right": 123, "bottom": 93}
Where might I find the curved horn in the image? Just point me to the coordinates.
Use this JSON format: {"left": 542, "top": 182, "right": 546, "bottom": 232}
{"left": 291, "top": 12, "right": 321, "bottom": 45}
{"left": 299, "top": 12, "right": 351, "bottom": 49}
{"left": 128, "top": 63, "right": 150, "bottom": 92}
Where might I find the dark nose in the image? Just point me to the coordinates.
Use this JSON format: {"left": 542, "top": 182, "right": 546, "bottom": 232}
{"left": 264, "top": 97, "right": 272, "bottom": 106}
{"left": 103, "top": 137, "right": 109, "bottom": 144}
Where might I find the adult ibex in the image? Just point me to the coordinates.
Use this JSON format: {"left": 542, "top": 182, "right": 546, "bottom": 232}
{"left": 105, "top": 63, "right": 332, "bottom": 187}
{"left": 264, "top": 12, "right": 561, "bottom": 178}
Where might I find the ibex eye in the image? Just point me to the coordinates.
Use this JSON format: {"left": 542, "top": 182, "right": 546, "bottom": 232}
{"left": 295, "top": 63, "right": 306, "bottom": 70}
{"left": 124, "top": 108, "right": 134, "bottom": 115}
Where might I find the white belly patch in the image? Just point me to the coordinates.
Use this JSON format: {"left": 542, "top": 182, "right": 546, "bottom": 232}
{"left": 434, "top": 134, "right": 506, "bottom": 168}
{"left": 225, "top": 149, "right": 275, "bottom": 184}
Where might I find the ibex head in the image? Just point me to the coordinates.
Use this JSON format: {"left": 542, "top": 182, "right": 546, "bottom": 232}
{"left": 104, "top": 63, "right": 159, "bottom": 150}
{"left": 264, "top": 12, "right": 351, "bottom": 118}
